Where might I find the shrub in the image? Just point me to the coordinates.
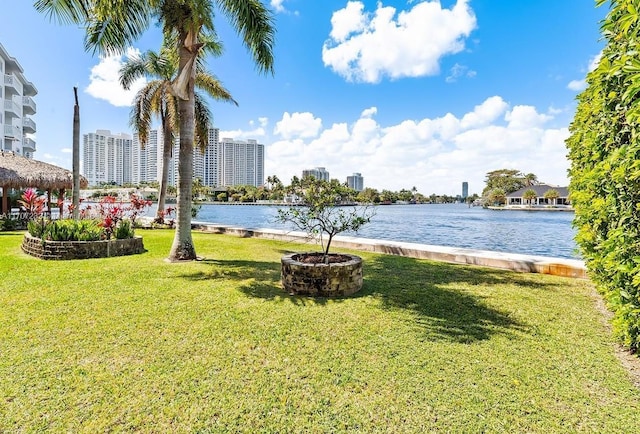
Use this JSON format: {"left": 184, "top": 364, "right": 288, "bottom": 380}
{"left": 566, "top": 0, "right": 640, "bottom": 352}
{"left": 276, "top": 178, "right": 374, "bottom": 263}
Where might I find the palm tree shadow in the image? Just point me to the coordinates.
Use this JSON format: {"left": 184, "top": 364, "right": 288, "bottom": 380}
{"left": 178, "top": 254, "right": 553, "bottom": 343}
{"left": 363, "top": 255, "right": 547, "bottom": 343}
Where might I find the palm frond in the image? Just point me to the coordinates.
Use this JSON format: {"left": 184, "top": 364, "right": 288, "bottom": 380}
{"left": 217, "top": 0, "right": 276, "bottom": 75}
{"left": 195, "top": 73, "right": 238, "bottom": 105}
{"left": 33, "top": 0, "right": 91, "bottom": 24}
{"left": 194, "top": 92, "right": 213, "bottom": 153}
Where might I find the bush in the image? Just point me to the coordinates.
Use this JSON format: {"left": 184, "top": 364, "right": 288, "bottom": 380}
{"left": 566, "top": 0, "right": 640, "bottom": 352}
{"left": 27, "top": 219, "right": 126, "bottom": 242}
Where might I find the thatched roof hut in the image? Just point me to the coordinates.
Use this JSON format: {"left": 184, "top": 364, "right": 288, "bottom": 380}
{"left": 0, "top": 151, "right": 87, "bottom": 214}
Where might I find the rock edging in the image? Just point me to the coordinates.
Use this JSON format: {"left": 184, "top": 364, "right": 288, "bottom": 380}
{"left": 21, "top": 233, "right": 145, "bottom": 260}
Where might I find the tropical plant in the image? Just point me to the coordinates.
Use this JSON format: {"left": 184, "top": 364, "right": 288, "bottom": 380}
{"left": 543, "top": 189, "right": 560, "bottom": 206}
{"left": 566, "top": 0, "right": 640, "bottom": 352}
{"left": 120, "top": 44, "right": 236, "bottom": 223}
{"left": 18, "top": 188, "right": 46, "bottom": 217}
{"left": 487, "top": 188, "right": 506, "bottom": 206}
{"left": 522, "top": 189, "right": 537, "bottom": 206}
{"left": 276, "top": 178, "right": 374, "bottom": 264}
{"left": 482, "top": 169, "right": 528, "bottom": 196}
{"left": 35, "top": 0, "right": 276, "bottom": 261}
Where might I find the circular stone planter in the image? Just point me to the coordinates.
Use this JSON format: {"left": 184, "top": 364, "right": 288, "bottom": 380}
{"left": 21, "top": 233, "right": 145, "bottom": 260}
{"left": 281, "top": 252, "right": 363, "bottom": 297}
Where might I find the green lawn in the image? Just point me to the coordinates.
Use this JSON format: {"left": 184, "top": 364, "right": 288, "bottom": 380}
{"left": 1, "top": 230, "right": 639, "bottom": 432}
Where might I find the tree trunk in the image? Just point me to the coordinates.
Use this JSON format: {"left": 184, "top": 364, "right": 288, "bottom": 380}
{"left": 72, "top": 87, "right": 80, "bottom": 220}
{"left": 168, "top": 35, "right": 197, "bottom": 261}
{"left": 156, "top": 120, "right": 173, "bottom": 221}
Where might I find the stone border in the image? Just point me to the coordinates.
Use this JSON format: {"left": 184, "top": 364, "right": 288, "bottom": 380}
{"left": 21, "top": 233, "right": 145, "bottom": 260}
{"left": 281, "top": 252, "right": 363, "bottom": 297}
{"left": 192, "top": 222, "right": 587, "bottom": 279}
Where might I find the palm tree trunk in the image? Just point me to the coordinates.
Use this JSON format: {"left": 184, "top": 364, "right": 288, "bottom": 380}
{"left": 156, "top": 120, "right": 173, "bottom": 221}
{"left": 168, "top": 35, "right": 198, "bottom": 261}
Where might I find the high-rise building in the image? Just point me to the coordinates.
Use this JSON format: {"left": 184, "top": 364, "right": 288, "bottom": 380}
{"left": 302, "top": 167, "right": 330, "bottom": 181}
{"left": 132, "top": 130, "right": 162, "bottom": 184}
{"left": 1, "top": 43, "right": 37, "bottom": 158}
{"left": 462, "top": 181, "right": 469, "bottom": 199}
{"left": 217, "top": 137, "right": 264, "bottom": 187}
{"left": 347, "top": 173, "right": 364, "bottom": 192}
{"left": 82, "top": 130, "right": 132, "bottom": 186}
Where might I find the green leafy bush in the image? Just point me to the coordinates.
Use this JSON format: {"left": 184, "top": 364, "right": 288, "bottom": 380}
{"left": 567, "top": 0, "right": 640, "bottom": 352}
{"left": 27, "top": 219, "right": 122, "bottom": 242}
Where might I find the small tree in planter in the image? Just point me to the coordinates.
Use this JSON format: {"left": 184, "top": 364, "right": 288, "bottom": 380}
{"left": 276, "top": 178, "right": 374, "bottom": 296}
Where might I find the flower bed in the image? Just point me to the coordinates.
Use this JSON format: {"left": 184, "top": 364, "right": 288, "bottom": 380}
{"left": 22, "top": 233, "right": 145, "bottom": 260}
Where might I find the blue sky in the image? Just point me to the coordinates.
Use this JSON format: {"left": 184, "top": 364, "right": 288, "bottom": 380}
{"left": 1, "top": 0, "right": 606, "bottom": 195}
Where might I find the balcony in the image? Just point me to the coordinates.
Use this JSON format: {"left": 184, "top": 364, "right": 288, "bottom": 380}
{"left": 4, "top": 74, "right": 23, "bottom": 96}
{"left": 23, "top": 137, "right": 36, "bottom": 152}
{"left": 3, "top": 99, "right": 21, "bottom": 118}
{"left": 4, "top": 124, "right": 21, "bottom": 139}
{"left": 22, "top": 96, "right": 36, "bottom": 115}
{"left": 22, "top": 117, "right": 36, "bottom": 133}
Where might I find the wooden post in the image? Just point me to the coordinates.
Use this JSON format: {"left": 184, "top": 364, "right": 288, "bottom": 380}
{"left": 1, "top": 186, "right": 7, "bottom": 215}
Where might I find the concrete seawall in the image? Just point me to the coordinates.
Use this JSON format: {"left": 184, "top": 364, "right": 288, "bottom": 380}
{"left": 192, "top": 222, "right": 587, "bottom": 279}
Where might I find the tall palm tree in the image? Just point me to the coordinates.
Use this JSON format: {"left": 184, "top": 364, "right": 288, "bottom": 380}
{"left": 523, "top": 189, "right": 537, "bottom": 207}
{"left": 120, "top": 45, "right": 236, "bottom": 222}
{"left": 35, "top": 0, "right": 276, "bottom": 261}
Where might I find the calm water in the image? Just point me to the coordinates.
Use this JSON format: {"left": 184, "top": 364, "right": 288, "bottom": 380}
{"left": 157, "top": 203, "right": 578, "bottom": 259}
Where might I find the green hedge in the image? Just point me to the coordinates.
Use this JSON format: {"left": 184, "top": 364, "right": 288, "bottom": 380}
{"left": 567, "top": 0, "right": 640, "bottom": 352}
{"left": 27, "top": 219, "right": 134, "bottom": 242}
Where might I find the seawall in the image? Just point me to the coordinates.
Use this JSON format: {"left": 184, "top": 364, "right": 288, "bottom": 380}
{"left": 191, "top": 222, "right": 587, "bottom": 279}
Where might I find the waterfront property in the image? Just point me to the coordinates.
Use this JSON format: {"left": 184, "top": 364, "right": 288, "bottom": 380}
{"left": 506, "top": 184, "right": 571, "bottom": 208}
{"left": 1, "top": 230, "right": 639, "bottom": 431}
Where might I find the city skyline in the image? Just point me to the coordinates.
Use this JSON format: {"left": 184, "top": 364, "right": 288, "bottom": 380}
{"left": 0, "top": 1, "right": 606, "bottom": 195}
{"left": 82, "top": 128, "right": 265, "bottom": 189}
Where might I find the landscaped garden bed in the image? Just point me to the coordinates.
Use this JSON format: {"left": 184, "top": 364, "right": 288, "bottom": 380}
{"left": 21, "top": 232, "right": 145, "bottom": 260}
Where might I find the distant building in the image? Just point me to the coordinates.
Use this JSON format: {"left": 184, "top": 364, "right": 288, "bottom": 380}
{"left": 506, "top": 184, "right": 571, "bottom": 207}
{"left": 462, "top": 181, "right": 468, "bottom": 199}
{"left": 347, "top": 173, "right": 364, "bottom": 192}
{"left": 217, "top": 137, "right": 264, "bottom": 188}
{"left": 302, "top": 167, "right": 330, "bottom": 181}
{"left": 1, "top": 42, "right": 38, "bottom": 158}
{"left": 83, "top": 130, "right": 132, "bottom": 186}
{"left": 132, "top": 130, "right": 161, "bottom": 184}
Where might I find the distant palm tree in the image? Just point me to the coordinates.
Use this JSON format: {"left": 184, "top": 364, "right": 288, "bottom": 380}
{"left": 120, "top": 45, "right": 236, "bottom": 222}
{"left": 543, "top": 189, "right": 560, "bottom": 206}
{"left": 523, "top": 188, "right": 537, "bottom": 207}
{"left": 523, "top": 173, "right": 538, "bottom": 187}
{"left": 36, "top": 0, "right": 275, "bottom": 261}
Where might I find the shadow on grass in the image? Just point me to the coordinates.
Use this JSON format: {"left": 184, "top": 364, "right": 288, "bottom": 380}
{"left": 178, "top": 254, "right": 547, "bottom": 343}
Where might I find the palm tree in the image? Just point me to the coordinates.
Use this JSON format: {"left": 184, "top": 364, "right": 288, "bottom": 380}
{"left": 119, "top": 45, "right": 236, "bottom": 223}
{"left": 523, "top": 173, "right": 538, "bottom": 187}
{"left": 543, "top": 189, "right": 560, "bottom": 206}
{"left": 523, "top": 189, "right": 537, "bottom": 207}
{"left": 35, "top": 0, "right": 276, "bottom": 261}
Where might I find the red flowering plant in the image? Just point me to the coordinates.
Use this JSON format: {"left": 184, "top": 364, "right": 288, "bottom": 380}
{"left": 153, "top": 206, "right": 175, "bottom": 227}
{"left": 18, "top": 188, "right": 46, "bottom": 218}
{"left": 90, "top": 194, "right": 152, "bottom": 239}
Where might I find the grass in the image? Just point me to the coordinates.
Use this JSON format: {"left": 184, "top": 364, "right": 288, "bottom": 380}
{"left": 1, "top": 229, "right": 639, "bottom": 432}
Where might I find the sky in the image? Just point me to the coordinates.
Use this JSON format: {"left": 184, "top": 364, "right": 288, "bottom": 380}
{"left": 0, "top": 0, "right": 607, "bottom": 196}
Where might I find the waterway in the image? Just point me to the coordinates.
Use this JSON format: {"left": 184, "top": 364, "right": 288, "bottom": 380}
{"left": 162, "top": 203, "right": 578, "bottom": 259}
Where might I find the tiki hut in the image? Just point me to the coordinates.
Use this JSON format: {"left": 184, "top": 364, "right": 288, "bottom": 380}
{"left": 0, "top": 151, "right": 87, "bottom": 215}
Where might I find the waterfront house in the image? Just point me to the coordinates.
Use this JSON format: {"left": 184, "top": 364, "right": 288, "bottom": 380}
{"left": 506, "top": 184, "right": 571, "bottom": 208}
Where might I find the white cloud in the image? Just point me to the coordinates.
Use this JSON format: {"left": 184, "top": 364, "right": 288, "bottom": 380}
{"left": 60, "top": 148, "right": 72, "bottom": 153}
{"left": 322, "top": 0, "right": 477, "bottom": 83}
{"left": 85, "top": 48, "right": 146, "bottom": 107}
{"left": 274, "top": 112, "right": 323, "bottom": 139}
{"left": 567, "top": 51, "right": 602, "bottom": 92}
{"left": 446, "top": 63, "right": 476, "bottom": 83}
{"left": 360, "top": 107, "right": 377, "bottom": 118}
{"left": 567, "top": 80, "right": 586, "bottom": 91}
{"left": 265, "top": 96, "right": 569, "bottom": 195}
{"left": 270, "top": 0, "right": 298, "bottom": 15}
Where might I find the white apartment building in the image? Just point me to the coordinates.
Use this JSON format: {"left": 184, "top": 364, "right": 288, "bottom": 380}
{"left": 347, "top": 173, "right": 364, "bottom": 192}
{"left": 1, "top": 43, "right": 37, "bottom": 158}
{"left": 302, "top": 167, "right": 330, "bottom": 181}
{"left": 81, "top": 126, "right": 264, "bottom": 189}
{"left": 82, "top": 130, "right": 132, "bottom": 186}
{"left": 132, "top": 130, "right": 162, "bottom": 184}
{"left": 218, "top": 137, "right": 264, "bottom": 188}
